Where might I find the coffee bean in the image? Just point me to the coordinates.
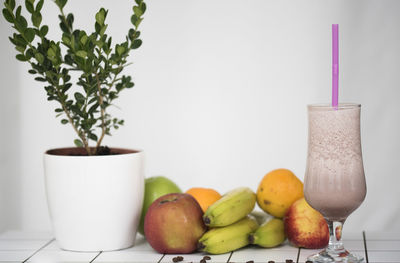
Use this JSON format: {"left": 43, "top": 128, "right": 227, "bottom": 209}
{"left": 246, "top": 261, "right": 254, "bottom": 263}
{"left": 305, "top": 261, "right": 313, "bottom": 263}
{"left": 286, "top": 260, "right": 293, "bottom": 263}
{"left": 172, "top": 256, "right": 184, "bottom": 262}
{"left": 203, "top": 256, "right": 211, "bottom": 260}
{"left": 268, "top": 261, "right": 275, "bottom": 263}
{"left": 200, "top": 259, "right": 206, "bottom": 263}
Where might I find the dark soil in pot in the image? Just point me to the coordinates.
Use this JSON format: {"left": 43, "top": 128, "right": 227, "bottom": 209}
{"left": 46, "top": 146, "right": 139, "bottom": 156}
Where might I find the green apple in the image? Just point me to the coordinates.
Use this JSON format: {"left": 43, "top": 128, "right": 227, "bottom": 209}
{"left": 138, "top": 176, "right": 182, "bottom": 235}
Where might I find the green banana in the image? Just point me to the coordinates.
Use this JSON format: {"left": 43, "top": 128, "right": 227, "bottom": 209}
{"left": 197, "top": 215, "right": 259, "bottom": 254}
{"left": 203, "top": 187, "right": 256, "bottom": 227}
{"left": 248, "top": 217, "right": 286, "bottom": 248}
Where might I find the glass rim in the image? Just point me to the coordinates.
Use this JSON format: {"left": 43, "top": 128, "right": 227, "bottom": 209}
{"left": 307, "top": 103, "right": 361, "bottom": 110}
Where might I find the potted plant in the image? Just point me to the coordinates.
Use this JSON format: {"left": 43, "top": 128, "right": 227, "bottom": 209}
{"left": 2, "top": 0, "right": 146, "bottom": 251}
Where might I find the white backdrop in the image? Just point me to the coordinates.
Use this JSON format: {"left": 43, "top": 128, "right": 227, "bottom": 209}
{"left": 1, "top": 0, "right": 399, "bottom": 233}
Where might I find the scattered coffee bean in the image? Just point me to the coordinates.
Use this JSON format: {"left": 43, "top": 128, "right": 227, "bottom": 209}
{"left": 172, "top": 256, "right": 184, "bottom": 262}
{"left": 246, "top": 261, "right": 254, "bottom": 263}
{"left": 305, "top": 261, "right": 313, "bottom": 263}
{"left": 203, "top": 255, "right": 211, "bottom": 260}
{"left": 268, "top": 261, "right": 275, "bottom": 263}
{"left": 286, "top": 260, "right": 293, "bottom": 263}
{"left": 200, "top": 259, "right": 206, "bottom": 263}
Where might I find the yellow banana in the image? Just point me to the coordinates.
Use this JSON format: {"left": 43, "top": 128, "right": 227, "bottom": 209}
{"left": 197, "top": 215, "right": 259, "bottom": 254}
{"left": 248, "top": 217, "right": 286, "bottom": 248}
{"left": 203, "top": 187, "right": 256, "bottom": 227}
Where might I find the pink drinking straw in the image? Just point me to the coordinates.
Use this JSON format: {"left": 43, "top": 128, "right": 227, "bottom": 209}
{"left": 332, "top": 24, "right": 339, "bottom": 109}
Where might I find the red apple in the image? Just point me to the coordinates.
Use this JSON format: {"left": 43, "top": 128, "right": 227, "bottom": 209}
{"left": 284, "top": 197, "right": 329, "bottom": 249}
{"left": 144, "top": 193, "right": 207, "bottom": 254}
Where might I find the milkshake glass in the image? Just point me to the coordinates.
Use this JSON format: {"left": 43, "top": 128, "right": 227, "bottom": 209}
{"left": 304, "top": 103, "right": 367, "bottom": 262}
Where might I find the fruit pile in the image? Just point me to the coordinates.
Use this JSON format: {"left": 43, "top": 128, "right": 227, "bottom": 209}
{"left": 141, "top": 169, "right": 329, "bottom": 255}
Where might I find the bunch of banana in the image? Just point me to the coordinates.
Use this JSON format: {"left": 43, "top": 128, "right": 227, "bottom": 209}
{"left": 203, "top": 187, "right": 256, "bottom": 227}
{"left": 197, "top": 187, "right": 286, "bottom": 254}
{"left": 198, "top": 187, "right": 257, "bottom": 254}
{"left": 198, "top": 215, "right": 259, "bottom": 254}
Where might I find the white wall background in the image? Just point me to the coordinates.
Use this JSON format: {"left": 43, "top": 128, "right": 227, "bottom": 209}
{"left": 1, "top": 0, "right": 399, "bottom": 233}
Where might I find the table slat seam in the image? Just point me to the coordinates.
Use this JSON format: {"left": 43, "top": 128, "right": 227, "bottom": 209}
{"left": 21, "top": 238, "right": 54, "bottom": 263}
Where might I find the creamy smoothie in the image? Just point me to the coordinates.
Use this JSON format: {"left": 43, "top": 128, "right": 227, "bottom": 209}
{"left": 304, "top": 104, "right": 366, "bottom": 221}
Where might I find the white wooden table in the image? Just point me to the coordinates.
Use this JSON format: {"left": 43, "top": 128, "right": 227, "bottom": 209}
{"left": 0, "top": 231, "right": 399, "bottom": 262}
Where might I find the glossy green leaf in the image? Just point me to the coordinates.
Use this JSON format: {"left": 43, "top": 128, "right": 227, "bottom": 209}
{"left": 14, "top": 34, "right": 26, "bottom": 46}
{"left": 130, "top": 14, "right": 137, "bottom": 26}
{"left": 116, "top": 45, "right": 125, "bottom": 55}
{"left": 15, "top": 6, "right": 21, "bottom": 18}
{"left": 32, "top": 11, "right": 42, "bottom": 27}
{"left": 36, "top": 0, "right": 44, "bottom": 12}
{"left": 35, "top": 53, "right": 44, "bottom": 63}
{"left": 15, "top": 45, "right": 26, "bottom": 53}
{"left": 66, "top": 13, "right": 73, "bottom": 28}
{"left": 8, "top": 0, "right": 16, "bottom": 10}
{"left": 80, "top": 35, "right": 87, "bottom": 45}
{"left": 25, "top": 48, "right": 34, "bottom": 59}
{"left": 88, "top": 133, "right": 98, "bottom": 141}
{"left": 99, "top": 24, "right": 107, "bottom": 36}
{"left": 25, "top": 0, "right": 34, "bottom": 13}
{"left": 55, "top": 0, "right": 67, "bottom": 9}
{"left": 133, "top": 6, "right": 142, "bottom": 17}
{"left": 95, "top": 9, "right": 105, "bottom": 25}
{"left": 59, "top": 21, "right": 69, "bottom": 34}
{"left": 62, "top": 34, "right": 70, "bottom": 45}
{"left": 24, "top": 28, "right": 35, "bottom": 42}
{"left": 74, "top": 92, "right": 85, "bottom": 102}
{"left": 34, "top": 76, "right": 46, "bottom": 82}
{"left": 74, "top": 139, "right": 83, "bottom": 147}
{"left": 40, "top": 25, "right": 48, "bottom": 36}
{"left": 88, "top": 103, "right": 99, "bottom": 114}
{"left": 131, "top": 39, "right": 142, "bottom": 49}
{"left": 8, "top": 36, "right": 17, "bottom": 45}
{"left": 2, "top": 8, "right": 14, "bottom": 23}
{"left": 16, "top": 15, "right": 28, "bottom": 30}
{"left": 47, "top": 47, "right": 56, "bottom": 57}
{"left": 140, "top": 2, "right": 146, "bottom": 13}
{"left": 76, "top": 50, "right": 87, "bottom": 58}
{"left": 16, "top": 54, "right": 27, "bottom": 61}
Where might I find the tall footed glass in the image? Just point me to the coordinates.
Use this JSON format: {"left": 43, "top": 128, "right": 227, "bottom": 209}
{"left": 304, "top": 103, "right": 367, "bottom": 263}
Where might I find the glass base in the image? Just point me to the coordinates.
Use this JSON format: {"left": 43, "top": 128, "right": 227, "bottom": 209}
{"left": 307, "top": 249, "right": 364, "bottom": 263}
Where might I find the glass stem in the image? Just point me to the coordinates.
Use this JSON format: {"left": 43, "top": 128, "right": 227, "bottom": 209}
{"left": 325, "top": 219, "right": 346, "bottom": 254}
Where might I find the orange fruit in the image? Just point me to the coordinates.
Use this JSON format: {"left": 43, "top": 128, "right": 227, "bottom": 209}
{"left": 256, "top": 168, "right": 304, "bottom": 218}
{"left": 186, "top": 187, "right": 222, "bottom": 213}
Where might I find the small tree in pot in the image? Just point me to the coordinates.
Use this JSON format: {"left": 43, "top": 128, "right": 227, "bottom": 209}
{"left": 2, "top": 0, "right": 145, "bottom": 155}
{"left": 2, "top": 0, "right": 147, "bottom": 251}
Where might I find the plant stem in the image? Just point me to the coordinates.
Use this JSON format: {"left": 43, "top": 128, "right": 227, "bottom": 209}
{"left": 55, "top": 85, "right": 91, "bottom": 155}
{"left": 95, "top": 73, "right": 106, "bottom": 154}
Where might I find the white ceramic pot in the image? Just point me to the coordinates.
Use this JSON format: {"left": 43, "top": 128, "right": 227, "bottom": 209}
{"left": 43, "top": 147, "right": 144, "bottom": 252}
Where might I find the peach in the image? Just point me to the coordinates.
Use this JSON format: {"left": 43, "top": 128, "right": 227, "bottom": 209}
{"left": 284, "top": 197, "right": 329, "bottom": 249}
